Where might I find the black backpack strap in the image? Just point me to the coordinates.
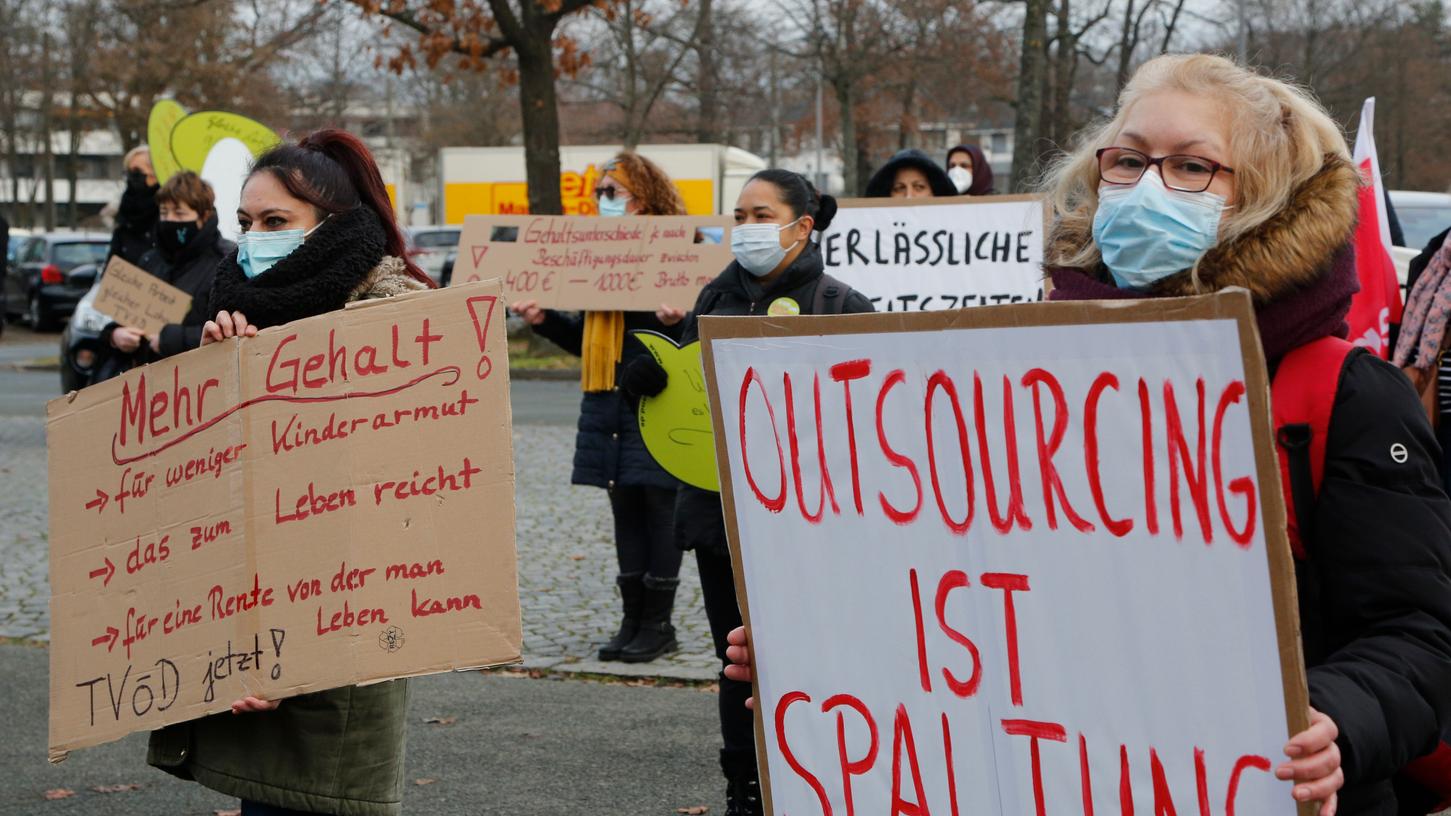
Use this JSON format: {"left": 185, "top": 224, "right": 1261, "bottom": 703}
{"left": 811, "top": 273, "right": 855, "bottom": 315}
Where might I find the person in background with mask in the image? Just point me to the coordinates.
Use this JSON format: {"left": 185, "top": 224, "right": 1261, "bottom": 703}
{"left": 107, "top": 145, "right": 159, "bottom": 267}
{"left": 511, "top": 152, "right": 689, "bottom": 664}
{"left": 727, "top": 53, "right": 1451, "bottom": 816}
{"left": 98, "top": 172, "right": 233, "bottom": 378}
{"left": 864, "top": 148, "right": 958, "bottom": 198}
{"left": 647, "top": 169, "right": 873, "bottom": 816}
{"left": 945, "top": 143, "right": 996, "bottom": 195}
{"left": 157, "top": 129, "right": 435, "bottom": 816}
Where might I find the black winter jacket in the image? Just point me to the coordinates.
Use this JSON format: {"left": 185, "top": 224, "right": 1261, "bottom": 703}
{"left": 107, "top": 177, "right": 158, "bottom": 268}
{"left": 142, "top": 215, "right": 233, "bottom": 357}
{"left": 675, "top": 242, "right": 874, "bottom": 555}
{"left": 532, "top": 310, "right": 681, "bottom": 491}
{"left": 1299, "top": 350, "right": 1451, "bottom": 815}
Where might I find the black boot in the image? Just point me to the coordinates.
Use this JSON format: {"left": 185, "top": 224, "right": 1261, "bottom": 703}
{"left": 598, "top": 573, "right": 644, "bottom": 661}
{"left": 722, "top": 752, "right": 763, "bottom": 816}
{"left": 620, "top": 575, "right": 679, "bottom": 663}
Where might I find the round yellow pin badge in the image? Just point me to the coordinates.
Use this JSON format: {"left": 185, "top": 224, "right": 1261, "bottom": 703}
{"left": 767, "top": 297, "right": 802, "bottom": 317}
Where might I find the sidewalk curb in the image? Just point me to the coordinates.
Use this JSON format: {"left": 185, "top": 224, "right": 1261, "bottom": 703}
{"left": 510, "top": 368, "right": 580, "bottom": 381}
{"left": 6, "top": 360, "right": 58, "bottom": 373}
{"left": 500, "top": 655, "right": 719, "bottom": 686}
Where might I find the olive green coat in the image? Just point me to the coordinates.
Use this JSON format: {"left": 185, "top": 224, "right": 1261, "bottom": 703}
{"left": 147, "top": 258, "right": 428, "bottom": 815}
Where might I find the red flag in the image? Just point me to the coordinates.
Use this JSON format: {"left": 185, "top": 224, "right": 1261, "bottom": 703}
{"left": 1345, "top": 98, "right": 1403, "bottom": 358}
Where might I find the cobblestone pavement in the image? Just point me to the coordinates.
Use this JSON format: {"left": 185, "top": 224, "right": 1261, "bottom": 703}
{"left": 0, "top": 416, "right": 49, "bottom": 643}
{"left": 0, "top": 375, "right": 719, "bottom": 681}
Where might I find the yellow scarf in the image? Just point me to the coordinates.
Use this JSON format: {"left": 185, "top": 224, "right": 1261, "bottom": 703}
{"left": 581, "top": 310, "right": 625, "bottom": 392}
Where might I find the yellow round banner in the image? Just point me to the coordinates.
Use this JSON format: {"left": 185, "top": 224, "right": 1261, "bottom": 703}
{"left": 169, "top": 111, "right": 280, "bottom": 175}
{"left": 147, "top": 99, "right": 188, "bottom": 183}
{"left": 633, "top": 331, "right": 719, "bottom": 492}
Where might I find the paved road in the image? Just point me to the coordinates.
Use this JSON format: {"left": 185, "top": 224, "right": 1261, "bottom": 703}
{"left": 0, "top": 643, "right": 721, "bottom": 815}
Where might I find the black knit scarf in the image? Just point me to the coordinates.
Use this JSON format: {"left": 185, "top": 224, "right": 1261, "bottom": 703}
{"left": 207, "top": 206, "right": 386, "bottom": 330}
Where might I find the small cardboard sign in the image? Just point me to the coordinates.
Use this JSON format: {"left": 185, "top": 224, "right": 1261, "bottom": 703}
{"left": 93, "top": 256, "right": 193, "bottom": 335}
{"left": 46, "top": 280, "right": 521, "bottom": 761}
{"left": 699, "top": 291, "right": 1311, "bottom": 816}
{"left": 633, "top": 331, "right": 718, "bottom": 491}
{"left": 820, "top": 195, "right": 1048, "bottom": 311}
{"left": 454, "top": 214, "right": 734, "bottom": 311}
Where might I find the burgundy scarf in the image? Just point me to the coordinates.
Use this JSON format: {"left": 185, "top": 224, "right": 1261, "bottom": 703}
{"left": 1047, "top": 245, "right": 1360, "bottom": 370}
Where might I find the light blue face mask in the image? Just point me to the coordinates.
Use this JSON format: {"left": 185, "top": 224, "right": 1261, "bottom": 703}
{"left": 597, "top": 195, "right": 629, "bottom": 218}
{"left": 1091, "top": 170, "right": 1227, "bottom": 290}
{"left": 237, "top": 219, "right": 326, "bottom": 279}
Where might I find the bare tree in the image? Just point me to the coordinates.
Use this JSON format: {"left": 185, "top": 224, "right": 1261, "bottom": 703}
{"left": 354, "top": 0, "right": 601, "bottom": 215}
{"left": 564, "top": 0, "right": 708, "bottom": 149}
{"left": 1011, "top": 0, "right": 1050, "bottom": 190}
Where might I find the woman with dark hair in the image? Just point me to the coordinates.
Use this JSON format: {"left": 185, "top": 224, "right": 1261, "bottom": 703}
{"left": 649, "top": 168, "right": 873, "bottom": 815}
{"left": 863, "top": 148, "right": 957, "bottom": 198}
{"left": 100, "top": 171, "right": 233, "bottom": 378}
{"left": 148, "top": 129, "right": 434, "bottom": 816}
{"left": 512, "top": 151, "right": 689, "bottom": 664}
{"left": 945, "top": 143, "right": 996, "bottom": 195}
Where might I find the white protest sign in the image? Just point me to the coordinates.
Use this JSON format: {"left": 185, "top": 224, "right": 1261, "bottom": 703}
{"left": 819, "top": 196, "right": 1047, "bottom": 312}
{"left": 700, "top": 292, "right": 1309, "bottom": 816}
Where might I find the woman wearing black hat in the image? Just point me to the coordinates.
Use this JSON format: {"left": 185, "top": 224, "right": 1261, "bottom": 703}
{"left": 863, "top": 148, "right": 958, "bottom": 198}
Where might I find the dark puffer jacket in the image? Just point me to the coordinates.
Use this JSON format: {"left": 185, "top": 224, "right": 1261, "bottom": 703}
{"left": 139, "top": 214, "right": 233, "bottom": 357}
{"left": 675, "top": 242, "right": 874, "bottom": 556}
{"left": 532, "top": 311, "right": 681, "bottom": 491}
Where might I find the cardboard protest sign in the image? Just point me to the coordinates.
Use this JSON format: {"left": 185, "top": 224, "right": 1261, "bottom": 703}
{"left": 700, "top": 291, "right": 1311, "bottom": 816}
{"left": 92, "top": 255, "right": 193, "bottom": 334}
{"left": 633, "top": 331, "right": 718, "bottom": 491}
{"left": 454, "top": 214, "right": 733, "bottom": 311}
{"left": 46, "top": 280, "right": 520, "bottom": 762}
{"left": 820, "top": 195, "right": 1047, "bottom": 311}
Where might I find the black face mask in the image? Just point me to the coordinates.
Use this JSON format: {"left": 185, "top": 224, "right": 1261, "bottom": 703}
{"left": 156, "top": 219, "right": 199, "bottom": 260}
{"left": 125, "top": 169, "right": 153, "bottom": 192}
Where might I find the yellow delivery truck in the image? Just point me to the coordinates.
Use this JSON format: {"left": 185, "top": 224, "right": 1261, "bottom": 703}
{"left": 438, "top": 143, "right": 767, "bottom": 222}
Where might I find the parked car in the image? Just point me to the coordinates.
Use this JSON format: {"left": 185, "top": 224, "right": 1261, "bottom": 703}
{"left": 3, "top": 232, "right": 109, "bottom": 330}
{"left": 1390, "top": 190, "right": 1451, "bottom": 292}
{"left": 405, "top": 226, "right": 461, "bottom": 285}
{"left": 59, "top": 263, "right": 112, "bottom": 392}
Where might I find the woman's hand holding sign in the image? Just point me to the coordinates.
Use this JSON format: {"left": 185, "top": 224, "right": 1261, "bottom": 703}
{"left": 724, "top": 625, "right": 753, "bottom": 710}
{"left": 231, "top": 696, "right": 280, "bottom": 714}
{"left": 1280, "top": 707, "right": 1342, "bottom": 815}
{"left": 511, "top": 300, "right": 547, "bottom": 326}
{"left": 202, "top": 310, "right": 258, "bottom": 345}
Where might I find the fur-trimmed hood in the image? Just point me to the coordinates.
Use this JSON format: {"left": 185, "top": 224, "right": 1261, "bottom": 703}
{"left": 1049, "top": 155, "right": 1361, "bottom": 304}
{"left": 350, "top": 255, "right": 430, "bottom": 302}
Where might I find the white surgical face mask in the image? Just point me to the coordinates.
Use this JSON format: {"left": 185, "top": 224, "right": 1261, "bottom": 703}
{"left": 731, "top": 218, "right": 802, "bottom": 277}
{"left": 237, "top": 218, "right": 327, "bottom": 279}
{"left": 1091, "top": 171, "right": 1226, "bottom": 290}
{"left": 598, "top": 195, "right": 629, "bottom": 218}
{"left": 948, "top": 165, "right": 973, "bottom": 194}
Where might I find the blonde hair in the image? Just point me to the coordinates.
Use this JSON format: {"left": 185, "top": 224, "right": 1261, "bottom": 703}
{"left": 123, "top": 145, "right": 151, "bottom": 171}
{"left": 1042, "top": 53, "right": 1350, "bottom": 270}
